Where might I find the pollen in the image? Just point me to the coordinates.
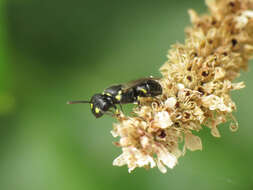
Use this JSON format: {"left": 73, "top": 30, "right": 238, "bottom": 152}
{"left": 111, "top": 0, "right": 253, "bottom": 173}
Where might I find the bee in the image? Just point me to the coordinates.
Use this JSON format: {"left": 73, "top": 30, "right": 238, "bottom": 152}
{"left": 67, "top": 77, "right": 162, "bottom": 118}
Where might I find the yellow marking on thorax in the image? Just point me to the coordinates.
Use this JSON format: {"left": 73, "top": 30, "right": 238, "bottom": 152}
{"left": 116, "top": 94, "right": 121, "bottom": 101}
{"left": 140, "top": 88, "right": 147, "bottom": 94}
{"left": 106, "top": 93, "right": 112, "bottom": 96}
{"left": 95, "top": 107, "right": 100, "bottom": 113}
{"left": 115, "top": 90, "right": 122, "bottom": 101}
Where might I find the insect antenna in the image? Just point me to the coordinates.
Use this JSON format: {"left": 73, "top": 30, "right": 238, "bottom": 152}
{"left": 67, "top": 100, "right": 90, "bottom": 104}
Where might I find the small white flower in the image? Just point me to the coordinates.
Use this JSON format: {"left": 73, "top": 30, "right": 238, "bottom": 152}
{"left": 211, "top": 126, "right": 221, "bottom": 138}
{"left": 119, "top": 137, "right": 130, "bottom": 146}
{"left": 111, "top": 129, "right": 118, "bottom": 138}
{"left": 193, "top": 107, "right": 204, "bottom": 123}
{"left": 177, "top": 83, "right": 185, "bottom": 90}
{"left": 154, "top": 111, "right": 173, "bottom": 129}
{"left": 231, "top": 82, "right": 245, "bottom": 90}
{"left": 235, "top": 10, "right": 253, "bottom": 28}
{"left": 140, "top": 136, "right": 149, "bottom": 149}
{"left": 202, "top": 95, "right": 232, "bottom": 112}
{"left": 113, "top": 147, "right": 156, "bottom": 173}
{"left": 214, "top": 67, "right": 225, "bottom": 80}
{"left": 157, "top": 147, "right": 177, "bottom": 173}
{"left": 165, "top": 97, "right": 177, "bottom": 108}
{"left": 185, "top": 133, "right": 202, "bottom": 151}
{"left": 243, "top": 10, "right": 253, "bottom": 18}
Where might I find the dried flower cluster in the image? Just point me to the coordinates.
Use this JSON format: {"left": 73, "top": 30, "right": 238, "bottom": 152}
{"left": 111, "top": 0, "right": 253, "bottom": 173}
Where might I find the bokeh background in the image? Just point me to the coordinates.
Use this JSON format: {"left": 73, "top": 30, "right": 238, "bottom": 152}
{"left": 1, "top": 0, "right": 253, "bottom": 189}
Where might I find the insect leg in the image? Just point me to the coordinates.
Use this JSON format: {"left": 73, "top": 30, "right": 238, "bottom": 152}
{"left": 119, "top": 104, "right": 124, "bottom": 112}
{"left": 110, "top": 105, "right": 120, "bottom": 116}
{"left": 103, "top": 111, "right": 114, "bottom": 117}
{"left": 136, "top": 96, "right": 141, "bottom": 106}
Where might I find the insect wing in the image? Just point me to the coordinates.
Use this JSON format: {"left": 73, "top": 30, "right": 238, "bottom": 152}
{"left": 121, "top": 77, "right": 161, "bottom": 92}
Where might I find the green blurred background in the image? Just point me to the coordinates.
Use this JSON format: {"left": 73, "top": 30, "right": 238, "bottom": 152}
{"left": 0, "top": 0, "right": 253, "bottom": 189}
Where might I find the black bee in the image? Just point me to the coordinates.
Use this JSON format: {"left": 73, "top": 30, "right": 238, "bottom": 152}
{"left": 67, "top": 77, "right": 162, "bottom": 118}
